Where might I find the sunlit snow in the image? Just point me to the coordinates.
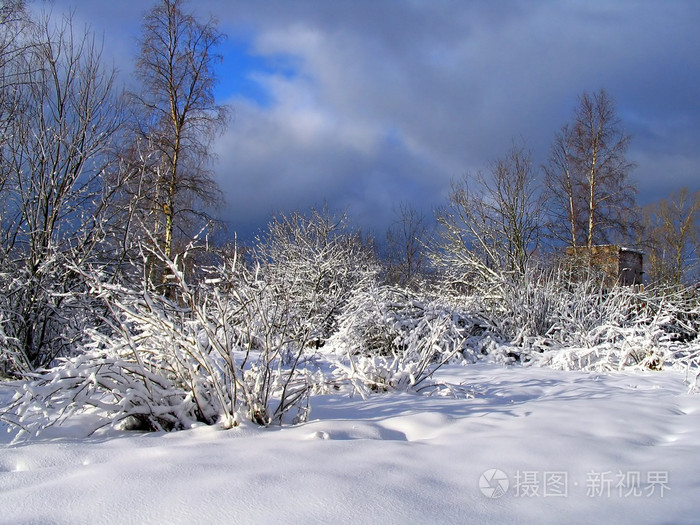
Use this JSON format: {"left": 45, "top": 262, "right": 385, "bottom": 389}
{"left": 2, "top": 362, "right": 699, "bottom": 524}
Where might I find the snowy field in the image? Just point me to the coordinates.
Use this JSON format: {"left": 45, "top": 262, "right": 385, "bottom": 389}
{"left": 1, "top": 361, "right": 699, "bottom": 524}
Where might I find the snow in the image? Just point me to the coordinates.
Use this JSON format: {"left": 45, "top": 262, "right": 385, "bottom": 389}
{"left": 2, "top": 362, "right": 699, "bottom": 524}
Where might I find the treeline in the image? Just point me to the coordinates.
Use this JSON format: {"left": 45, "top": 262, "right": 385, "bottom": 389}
{"left": 384, "top": 89, "right": 699, "bottom": 291}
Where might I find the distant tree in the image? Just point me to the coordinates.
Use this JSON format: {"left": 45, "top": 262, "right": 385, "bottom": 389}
{"left": 384, "top": 202, "right": 431, "bottom": 289}
{"left": 434, "top": 143, "right": 541, "bottom": 289}
{"left": 643, "top": 187, "right": 700, "bottom": 284}
{"left": 125, "top": 0, "right": 228, "bottom": 291}
{"left": 544, "top": 89, "right": 637, "bottom": 248}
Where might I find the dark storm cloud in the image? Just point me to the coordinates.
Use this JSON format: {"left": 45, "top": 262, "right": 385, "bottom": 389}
{"left": 45, "top": 0, "right": 700, "bottom": 239}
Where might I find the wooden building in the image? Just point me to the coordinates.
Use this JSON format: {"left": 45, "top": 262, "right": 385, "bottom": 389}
{"left": 566, "top": 245, "right": 644, "bottom": 286}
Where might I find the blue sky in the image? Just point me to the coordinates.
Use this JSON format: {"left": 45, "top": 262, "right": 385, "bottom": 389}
{"left": 214, "top": 37, "right": 300, "bottom": 107}
{"left": 47, "top": 0, "right": 700, "bottom": 242}
{"left": 214, "top": 39, "right": 275, "bottom": 106}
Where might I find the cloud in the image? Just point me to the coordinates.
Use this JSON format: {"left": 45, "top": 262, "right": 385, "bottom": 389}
{"left": 41, "top": 0, "right": 700, "bottom": 241}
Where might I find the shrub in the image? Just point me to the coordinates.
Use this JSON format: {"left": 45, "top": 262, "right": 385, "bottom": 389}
{"left": 329, "top": 284, "right": 481, "bottom": 397}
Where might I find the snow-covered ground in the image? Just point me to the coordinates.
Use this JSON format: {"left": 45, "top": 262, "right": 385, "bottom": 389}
{"left": 1, "top": 362, "right": 699, "bottom": 524}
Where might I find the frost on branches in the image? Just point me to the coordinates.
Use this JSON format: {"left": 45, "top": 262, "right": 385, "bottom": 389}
{"left": 2, "top": 239, "right": 699, "bottom": 440}
{"left": 2, "top": 249, "right": 333, "bottom": 438}
{"left": 328, "top": 283, "right": 483, "bottom": 398}
{"left": 473, "top": 270, "right": 700, "bottom": 384}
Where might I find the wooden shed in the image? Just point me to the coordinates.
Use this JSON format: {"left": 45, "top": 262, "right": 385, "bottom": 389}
{"left": 565, "top": 245, "right": 644, "bottom": 286}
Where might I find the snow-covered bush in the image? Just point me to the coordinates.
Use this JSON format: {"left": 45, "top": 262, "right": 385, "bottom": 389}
{"left": 2, "top": 351, "right": 204, "bottom": 437}
{"left": 2, "top": 245, "right": 339, "bottom": 437}
{"left": 476, "top": 271, "right": 700, "bottom": 374}
{"left": 1, "top": 209, "right": 382, "bottom": 435}
{"left": 547, "top": 281, "right": 696, "bottom": 347}
{"left": 0, "top": 279, "right": 22, "bottom": 378}
{"left": 421, "top": 258, "right": 699, "bottom": 376}
{"left": 475, "top": 268, "right": 561, "bottom": 346}
{"left": 0, "top": 252, "right": 98, "bottom": 378}
{"left": 254, "top": 208, "right": 378, "bottom": 347}
{"left": 216, "top": 256, "right": 335, "bottom": 426}
{"left": 329, "top": 284, "right": 482, "bottom": 396}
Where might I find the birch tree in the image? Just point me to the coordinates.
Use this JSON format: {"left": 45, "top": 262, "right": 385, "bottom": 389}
{"left": 544, "top": 89, "right": 637, "bottom": 248}
{"left": 127, "top": 0, "right": 228, "bottom": 291}
{"left": 643, "top": 187, "right": 700, "bottom": 284}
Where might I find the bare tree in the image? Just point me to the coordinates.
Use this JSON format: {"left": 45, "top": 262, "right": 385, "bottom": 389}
{"left": 0, "top": 1, "right": 31, "bottom": 232}
{"left": 643, "top": 187, "right": 700, "bottom": 284}
{"left": 0, "top": 0, "right": 27, "bottom": 91}
{"left": 5, "top": 14, "right": 121, "bottom": 262}
{"left": 0, "top": 1, "right": 30, "bottom": 95}
{"left": 434, "top": 143, "right": 541, "bottom": 290}
{"left": 0, "top": 10, "right": 123, "bottom": 374}
{"left": 544, "top": 89, "right": 637, "bottom": 248}
{"left": 384, "top": 202, "right": 431, "bottom": 289}
{"left": 126, "top": 0, "right": 228, "bottom": 291}
{"left": 543, "top": 125, "right": 585, "bottom": 248}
